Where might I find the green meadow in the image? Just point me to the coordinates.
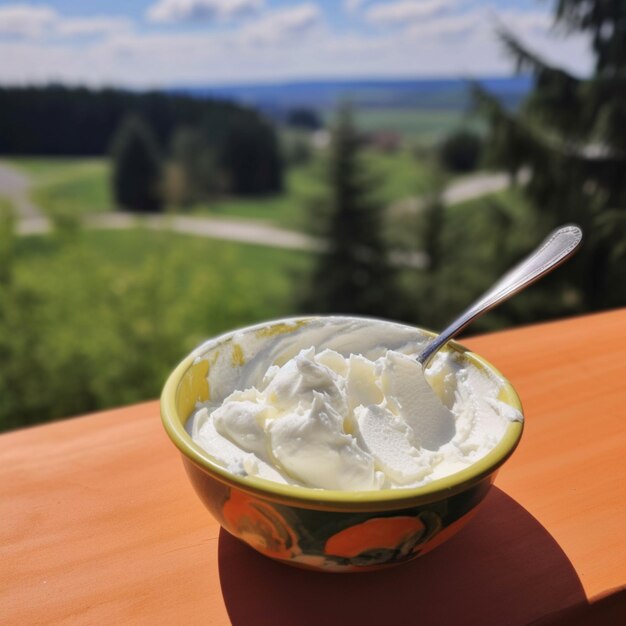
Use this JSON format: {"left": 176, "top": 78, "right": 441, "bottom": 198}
{"left": 1, "top": 226, "right": 309, "bottom": 431}
{"left": 10, "top": 157, "right": 111, "bottom": 216}
{"left": 8, "top": 145, "right": 438, "bottom": 231}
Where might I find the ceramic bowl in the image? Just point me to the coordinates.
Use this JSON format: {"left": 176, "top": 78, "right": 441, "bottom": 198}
{"left": 161, "top": 317, "right": 523, "bottom": 572}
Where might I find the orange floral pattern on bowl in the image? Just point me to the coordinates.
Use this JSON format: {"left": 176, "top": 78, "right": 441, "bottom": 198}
{"left": 222, "top": 490, "right": 301, "bottom": 560}
{"left": 216, "top": 485, "right": 481, "bottom": 571}
{"left": 325, "top": 516, "right": 426, "bottom": 559}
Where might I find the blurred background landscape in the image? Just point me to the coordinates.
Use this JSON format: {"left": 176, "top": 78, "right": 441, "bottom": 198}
{"left": 1, "top": 0, "right": 624, "bottom": 431}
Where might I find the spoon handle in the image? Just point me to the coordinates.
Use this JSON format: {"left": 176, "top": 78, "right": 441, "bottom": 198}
{"left": 417, "top": 224, "right": 583, "bottom": 366}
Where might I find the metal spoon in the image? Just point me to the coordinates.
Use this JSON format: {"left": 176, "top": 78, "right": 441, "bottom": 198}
{"left": 417, "top": 224, "right": 583, "bottom": 367}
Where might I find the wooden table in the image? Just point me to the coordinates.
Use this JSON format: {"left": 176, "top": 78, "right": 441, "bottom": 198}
{"left": 1, "top": 310, "right": 625, "bottom": 625}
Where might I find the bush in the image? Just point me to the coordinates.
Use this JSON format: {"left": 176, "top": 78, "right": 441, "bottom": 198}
{"left": 165, "top": 126, "right": 230, "bottom": 207}
{"left": 438, "top": 129, "right": 483, "bottom": 173}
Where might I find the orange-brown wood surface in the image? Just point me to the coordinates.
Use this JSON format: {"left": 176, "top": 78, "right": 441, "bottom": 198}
{"left": 1, "top": 310, "right": 625, "bottom": 625}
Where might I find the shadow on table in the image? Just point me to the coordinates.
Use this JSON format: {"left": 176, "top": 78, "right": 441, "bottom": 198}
{"left": 218, "top": 487, "right": 592, "bottom": 626}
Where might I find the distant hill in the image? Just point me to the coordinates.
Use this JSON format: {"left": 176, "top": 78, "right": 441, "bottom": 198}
{"left": 173, "top": 76, "right": 531, "bottom": 115}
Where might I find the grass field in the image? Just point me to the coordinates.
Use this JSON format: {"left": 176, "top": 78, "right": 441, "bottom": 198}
{"left": 8, "top": 155, "right": 320, "bottom": 228}
{"left": 364, "top": 148, "right": 435, "bottom": 202}
{"left": 8, "top": 156, "right": 111, "bottom": 216}
{"left": 6, "top": 147, "right": 435, "bottom": 231}
{"left": 15, "top": 228, "right": 309, "bottom": 334}
{"left": 193, "top": 160, "right": 324, "bottom": 230}
{"left": 2, "top": 227, "right": 310, "bottom": 430}
{"left": 8, "top": 157, "right": 103, "bottom": 181}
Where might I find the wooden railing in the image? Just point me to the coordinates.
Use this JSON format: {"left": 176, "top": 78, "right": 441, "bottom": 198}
{"left": 1, "top": 309, "right": 625, "bottom": 625}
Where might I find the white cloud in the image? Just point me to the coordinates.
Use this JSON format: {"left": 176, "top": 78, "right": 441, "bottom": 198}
{"left": 0, "top": 3, "right": 591, "bottom": 87}
{"left": 405, "top": 11, "right": 480, "bottom": 39}
{"left": 55, "top": 16, "right": 133, "bottom": 38}
{"left": 366, "top": 1, "right": 454, "bottom": 25}
{"left": 146, "top": 0, "right": 264, "bottom": 24}
{"left": 404, "top": 8, "right": 553, "bottom": 43}
{"left": 343, "top": 0, "right": 366, "bottom": 13}
{"left": 0, "top": 4, "right": 56, "bottom": 38}
{"left": 0, "top": 4, "right": 132, "bottom": 40}
{"left": 237, "top": 4, "right": 321, "bottom": 46}
{"left": 498, "top": 9, "right": 552, "bottom": 36}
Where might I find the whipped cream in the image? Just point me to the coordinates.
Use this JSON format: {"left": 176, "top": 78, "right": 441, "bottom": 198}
{"left": 189, "top": 318, "right": 522, "bottom": 491}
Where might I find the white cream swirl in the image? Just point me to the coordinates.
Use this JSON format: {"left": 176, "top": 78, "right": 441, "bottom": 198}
{"left": 190, "top": 318, "right": 522, "bottom": 491}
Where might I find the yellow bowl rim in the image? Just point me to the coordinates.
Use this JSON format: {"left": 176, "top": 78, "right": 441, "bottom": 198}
{"left": 161, "top": 316, "right": 524, "bottom": 510}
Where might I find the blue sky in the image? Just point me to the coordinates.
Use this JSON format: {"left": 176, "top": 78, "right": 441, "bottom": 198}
{"left": 0, "top": 1, "right": 592, "bottom": 87}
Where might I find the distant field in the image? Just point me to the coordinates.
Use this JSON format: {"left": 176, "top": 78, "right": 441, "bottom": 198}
{"left": 194, "top": 160, "right": 324, "bottom": 230}
{"left": 364, "top": 148, "right": 435, "bottom": 202}
{"left": 350, "top": 108, "right": 485, "bottom": 143}
{"left": 8, "top": 156, "right": 111, "bottom": 216}
{"left": 8, "top": 157, "right": 102, "bottom": 181}
{"left": 192, "top": 76, "right": 531, "bottom": 114}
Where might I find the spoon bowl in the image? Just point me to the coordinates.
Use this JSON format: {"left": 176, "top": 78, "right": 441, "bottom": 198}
{"left": 161, "top": 316, "right": 523, "bottom": 572}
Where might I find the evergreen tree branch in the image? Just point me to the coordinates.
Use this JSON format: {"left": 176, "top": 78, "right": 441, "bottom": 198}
{"left": 478, "top": 1, "right": 626, "bottom": 312}
{"left": 554, "top": 0, "right": 626, "bottom": 70}
{"left": 485, "top": 21, "right": 626, "bottom": 148}
{"left": 499, "top": 26, "right": 549, "bottom": 75}
{"left": 472, "top": 83, "right": 625, "bottom": 173}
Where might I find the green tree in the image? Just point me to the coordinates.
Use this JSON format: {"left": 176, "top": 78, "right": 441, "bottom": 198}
{"left": 220, "top": 117, "right": 283, "bottom": 195}
{"left": 438, "top": 129, "right": 483, "bottom": 173}
{"left": 300, "top": 105, "right": 401, "bottom": 317}
{"left": 111, "top": 114, "right": 163, "bottom": 212}
{"left": 475, "top": 0, "right": 626, "bottom": 315}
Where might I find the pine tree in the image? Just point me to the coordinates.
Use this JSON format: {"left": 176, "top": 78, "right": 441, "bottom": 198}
{"left": 475, "top": 0, "right": 626, "bottom": 315}
{"left": 111, "top": 114, "right": 163, "bottom": 213}
{"left": 301, "top": 105, "right": 400, "bottom": 317}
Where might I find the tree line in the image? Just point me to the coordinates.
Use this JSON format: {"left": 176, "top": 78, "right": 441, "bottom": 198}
{"left": 0, "top": 85, "right": 282, "bottom": 197}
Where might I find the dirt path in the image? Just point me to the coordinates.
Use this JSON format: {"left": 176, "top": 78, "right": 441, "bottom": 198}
{"left": 0, "top": 161, "right": 322, "bottom": 251}
{"left": 87, "top": 212, "right": 324, "bottom": 252}
{"left": 2, "top": 160, "right": 515, "bottom": 265}
{"left": 0, "top": 163, "right": 43, "bottom": 218}
{"left": 442, "top": 172, "right": 513, "bottom": 205}
{"left": 389, "top": 170, "right": 526, "bottom": 216}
